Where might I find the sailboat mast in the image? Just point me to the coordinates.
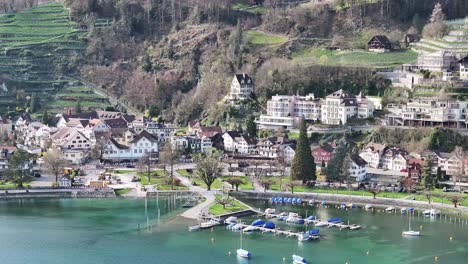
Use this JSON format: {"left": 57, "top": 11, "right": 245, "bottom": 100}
{"left": 240, "top": 226, "right": 243, "bottom": 249}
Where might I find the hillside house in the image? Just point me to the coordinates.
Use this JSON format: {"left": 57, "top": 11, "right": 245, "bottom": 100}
{"left": 367, "top": 35, "right": 392, "bottom": 53}
{"left": 312, "top": 144, "right": 335, "bottom": 166}
{"left": 321, "top": 90, "right": 374, "bottom": 125}
{"left": 222, "top": 131, "right": 257, "bottom": 155}
{"left": 349, "top": 154, "right": 368, "bottom": 182}
{"left": 227, "top": 74, "right": 255, "bottom": 101}
{"left": 382, "top": 148, "right": 408, "bottom": 171}
{"left": 278, "top": 144, "right": 296, "bottom": 164}
{"left": 459, "top": 55, "right": 468, "bottom": 80}
{"left": 359, "top": 143, "right": 387, "bottom": 168}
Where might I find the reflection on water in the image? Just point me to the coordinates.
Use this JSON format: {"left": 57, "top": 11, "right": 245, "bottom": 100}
{"left": 0, "top": 197, "right": 467, "bottom": 264}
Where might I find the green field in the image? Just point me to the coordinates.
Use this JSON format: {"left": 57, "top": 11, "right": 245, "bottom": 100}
{"left": 246, "top": 30, "right": 288, "bottom": 46}
{"left": 138, "top": 171, "right": 188, "bottom": 190}
{"left": 221, "top": 175, "right": 254, "bottom": 190}
{"left": 232, "top": 0, "right": 265, "bottom": 14}
{"left": 0, "top": 2, "right": 108, "bottom": 113}
{"left": 293, "top": 48, "right": 418, "bottom": 68}
{"left": 209, "top": 195, "right": 249, "bottom": 215}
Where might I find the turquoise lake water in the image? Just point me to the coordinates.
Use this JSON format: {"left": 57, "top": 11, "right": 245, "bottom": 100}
{"left": 0, "top": 198, "right": 467, "bottom": 264}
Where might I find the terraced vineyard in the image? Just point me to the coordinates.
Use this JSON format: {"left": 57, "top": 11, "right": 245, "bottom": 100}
{"left": 0, "top": 2, "right": 108, "bottom": 114}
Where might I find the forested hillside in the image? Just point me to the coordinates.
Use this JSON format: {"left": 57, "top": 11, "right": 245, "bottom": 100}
{"left": 2, "top": 0, "right": 468, "bottom": 124}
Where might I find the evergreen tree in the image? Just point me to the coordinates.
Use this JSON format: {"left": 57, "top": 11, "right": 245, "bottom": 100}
{"left": 421, "top": 157, "right": 435, "bottom": 191}
{"left": 42, "top": 109, "right": 50, "bottom": 125}
{"left": 246, "top": 114, "right": 257, "bottom": 138}
{"left": 75, "top": 99, "right": 82, "bottom": 114}
{"left": 290, "top": 118, "right": 316, "bottom": 183}
{"left": 324, "top": 139, "right": 350, "bottom": 182}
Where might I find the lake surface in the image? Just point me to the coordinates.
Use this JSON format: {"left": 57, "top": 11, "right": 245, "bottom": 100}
{"left": 0, "top": 198, "right": 467, "bottom": 264}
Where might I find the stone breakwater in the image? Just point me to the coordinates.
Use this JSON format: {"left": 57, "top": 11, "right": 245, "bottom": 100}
{"left": 0, "top": 188, "right": 116, "bottom": 199}
{"left": 231, "top": 191, "right": 468, "bottom": 215}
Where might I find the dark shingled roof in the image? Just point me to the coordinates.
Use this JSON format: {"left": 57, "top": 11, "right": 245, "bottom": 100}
{"left": 235, "top": 74, "right": 254, "bottom": 85}
{"left": 350, "top": 154, "right": 368, "bottom": 167}
{"left": 130, "top": 130, "right": 158, "bottom": 144}
{"left": 110, "top": 138, "right": 129, "bottom": 150}
{"left": 367, "top": 35, "right": 392, "bottom": 49}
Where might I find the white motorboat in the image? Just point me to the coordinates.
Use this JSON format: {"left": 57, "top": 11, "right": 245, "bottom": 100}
{"left": 297, "top": 232, "right": 310, "bottom": 242}
{"left": 400, "top": 207, "right": 408, "bottom": 213}
{"left": 292, "top": 254, "right": 307, "bottom": 264}
{"left": 385, "top": 206, "right": 395, "bottom": 213}
{"left": 365, "top": 204, "right": 373, "bottom": 210}
{"left": 265, "top": 208, "right": 276, "bottom": 214}
{"left": 349, "top": 224, "right": 361, "bottom": 230}
{"left": 200, "top": 220, "right": 219, "bottom": 229}
{"left": 188, "top": 225, "right": 200, "bottom": 231}
{"left": 288, "top": 212, "right": 300, "bottom": 218}
{"left": 242, "top": 226, "right": 258, "bottom": 232}
{"left": 315, "top": 221, "right": 329, "bottom": 227}
{"left": 224, "top": 216, "right": 237, "bottom": 224}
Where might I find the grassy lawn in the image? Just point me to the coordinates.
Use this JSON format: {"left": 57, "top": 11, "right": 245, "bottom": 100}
{"left": 232, "top": 0, "right": 265, "bottom": 14}
{"left": 221, "top": 175, "right": 254, "bottom": 190}
{"left": 246, "top": 30, "right": 288, "bottom": 46}
{"left": 113, "top": 170, "right": 134, "bottom": 174}
{"left": 138, "top": 171, "right": 188, "bottom": 190}
{"left": 192, "top": 177, "right": 224, "bottom": 190}
{"left": 209, "top": 195, "right": 249, "bottom": 215}
{"left": 115, "top": 188, "right": 132, "bottom": 196}
{"left": 176, "top": 169, "right": 191, "bottom": 177}
{"left": 294, "top": 48, "right": 418, "bottom": 68}
{"left": 412, "top": 193, "right": 468, "bottom": 207}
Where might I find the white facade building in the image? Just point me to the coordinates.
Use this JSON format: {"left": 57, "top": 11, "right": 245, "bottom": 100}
{"left": 386, "top": 98, "right": 468, "bottom": 128}
{"left": 227, "top": 74, "right": 254, "bottom": 101}
{"left": 321, "top": 90, "right": 374, "bottom": 125}
{"left": 459, "top": 56, "right": 468, "bottom": 81}
{"left": 222, "top": 131, "right": 256, "bottom": 155}
{"left": 257, "top": 94, "right": 322, "bottom": 129}
{"left": 103, "top": 131, "right": 159, "bottom": 161}
{"left": 381, "top": 148, "right": 408, "bottom": 171}
{"left": 359, "top": 143, "right": 387, "bottom": 169}
{"left": 349, "top": 154, "right": 368, "bottom": 182}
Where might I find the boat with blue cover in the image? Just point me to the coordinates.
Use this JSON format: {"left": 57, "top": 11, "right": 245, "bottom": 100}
{"left": 263, "top": 221, "right": 276, "bottom": 229}
{"left": 251, "top": 219, "right": 265, "bottom": 227}
{"left": 292, "top": 254, "right": 307, "bottom": 264}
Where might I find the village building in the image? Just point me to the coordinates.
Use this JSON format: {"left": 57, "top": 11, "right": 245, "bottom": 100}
{"left": 103, "top": 130, "right": 159, "bottom": 162}
{"left": 381, "top": 148, "right": 408, "bottom": 171}
{"left": 367, "top": 35, "right": 392, "bottom": 53}
{"left": 257, "top": 136, "right": 293, "bottom": 159}
{"left": 359, "top": 143, "right": 387, "bottom": 169}
{"left": 0, "top": 115, "right": 12, "bottom": 134}
{"left": 321, "top": 90, "right": 374, "bottom": 125}
{"left": 312, "top": 143, "right": 335, "bottom": 166}
{"left": 277, "top": 144, "right": 296, "bottom": 164}
{"left": 222, "top": 131, "right": 257, "bottom": 155}
{"left": 0, "top": 147, "right": 16, "bottom": 175}
{"left": 257, "top": 94, "right": 322, "bottom": 129}
{"left": 227, "top": 74, "right": 255, "bottom": 101}
{"left": 145, "top": 122, "right": 177, "bottom": 143}
{"left": 348, "top": 154, "right": 368, "bottom": 182}
{"left": 385, "top": 98, "right": 468, "bottom": 128}
{"left": 58, "top": 175, "right": 72, "bottom": 188}
{"left": 432, "top": 151, "right": 468, "bottom": 178}
{"left": 459, "top": 55, "right": 468, "bottom": 80}
{"left": 407, "top": 158, "right": 424, "bottom": 183}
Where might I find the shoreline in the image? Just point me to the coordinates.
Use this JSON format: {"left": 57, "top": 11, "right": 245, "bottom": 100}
{"left": 231, "top": 190, "right": 468, "bottom": 219}
{"left": 2, "top": 188, "right": 468, "bottom": 219}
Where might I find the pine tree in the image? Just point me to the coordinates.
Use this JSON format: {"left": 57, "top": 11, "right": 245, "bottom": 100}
{"left": 290, "top": 117, "right": 316, "bottom": 183}
{"left": 246, "top": 115, "right": 257, "bottom": 138}
{"left": 421, "top": 157, "right": 434, "bottom": 190}
{"left": 324, "top": 139, "right": 350, "bottom": 182}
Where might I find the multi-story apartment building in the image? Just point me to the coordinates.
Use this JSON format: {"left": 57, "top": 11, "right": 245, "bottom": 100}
{"left": 321, "top": 90, "right": 374, "bottom": 125}
{"left": 459, "top": 56, "right": 468, "bottom": 80}
{"left": 257, "top": 94, "right": 322, "bottom": 129}
{"left": 381, "top": 148, "right": 408, "bottom": 171}
{"left": 359, "top": 143, "right": 387, "bottom": 169}
{"left": 385, "top": 98, "right": 468, "bottom": 128}
{"left": 227, "top": 74, "right": 254, "bottom": 101}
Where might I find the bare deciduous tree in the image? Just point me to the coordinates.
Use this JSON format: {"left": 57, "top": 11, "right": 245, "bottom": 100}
{"left": 43, "top": 149, "right": 68, "bottom": 182}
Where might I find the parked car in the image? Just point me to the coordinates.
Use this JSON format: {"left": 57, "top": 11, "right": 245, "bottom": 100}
{"left": 131, "top": 177, "right": 140, "bottom": 182}
{"left": 126, "top": 164, "right": 135, "bottom": 168}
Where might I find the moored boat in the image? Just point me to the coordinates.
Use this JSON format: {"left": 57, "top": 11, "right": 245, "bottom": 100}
{"left": 292, "top": 254, "right": 307, "bottom": 264}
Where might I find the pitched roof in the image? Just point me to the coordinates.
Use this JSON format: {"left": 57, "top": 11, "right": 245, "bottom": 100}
{"left": 130, "top": 130, "right": 158, "bottom": 144}
{"left": 240, "top": 134, "right": 257, "bottom": 145}
{"left": 109, "top": 138, "right": 129, "bottom": 149}
{"left": 104, "top": 117, "right": 128, "bottom": 129}
{"left": 199, "top": 126, "right": 223, "bottom": 138}
{"left": 224, "top": 131, "right": 241, "bottom": 139}
{"left": 235, "top": 74, "right": 254, "bottom": 85}
{"left": 326, "top": 89, "right": 355, "bottom": 99}
{"left": 458, "top": 55, "right": 468, "bottom": 64}
{"left": 368, "top": 35, "right": 392, "bottom": 48}
{"left": 350, "top": 154, "right": 368, "bottom": 167}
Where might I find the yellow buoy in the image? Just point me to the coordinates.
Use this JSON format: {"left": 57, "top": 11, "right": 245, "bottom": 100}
{"left": 434, "top": 256, "right": 439, "bottom": 262}
{"left": 450, "top": 236, "right": 453, "bottom": 241}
